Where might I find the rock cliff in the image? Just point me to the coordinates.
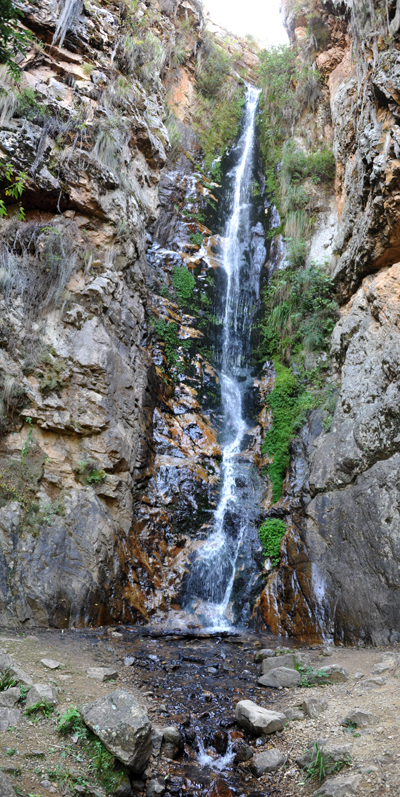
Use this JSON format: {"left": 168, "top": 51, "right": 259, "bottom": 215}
{"left": 0, "top": 0, "right": 258, "bottom": 627}
{"left": 258, "top": 0, "right": 400, "bottom": 645}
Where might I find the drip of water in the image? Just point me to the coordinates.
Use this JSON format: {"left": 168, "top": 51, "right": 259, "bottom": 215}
{"left": 183, "top": 85, "right": 264, "bottom": 628}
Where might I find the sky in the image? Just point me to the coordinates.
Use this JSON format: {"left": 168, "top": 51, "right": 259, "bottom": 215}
{"left": 203, "top": 0, "right": 289, "bottom": 46}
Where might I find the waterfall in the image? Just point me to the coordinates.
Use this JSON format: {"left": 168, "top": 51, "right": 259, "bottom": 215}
{"left": 183, "top": 85, "right": 264, "bottom": 629}
{"left": 52, "top": 0, "right": 82, "bottom": 49}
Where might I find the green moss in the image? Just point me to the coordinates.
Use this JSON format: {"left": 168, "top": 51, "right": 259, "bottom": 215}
{"left": 151, "top": 319, "right": 180, "bottom": 366}
{"left": 259, "top": 518, "right": 286, "bottom": 566}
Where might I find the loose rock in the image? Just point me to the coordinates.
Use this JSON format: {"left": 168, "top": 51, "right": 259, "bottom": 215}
{"left": 146, "top": 779, "right": 165, "bottom": 797}
{"left": 233, "top": 743, "right": 253, "bottom": 763}
{"left": 82, "top": 689, "right": 153, "bottom": 773}
{"left": 87, "top": 667, "right": 118, "bottom": 682}
{"left": 41, "top": 659, "right": 61, "bottom": 670}
{"left": 25, "top": 684, "right": 58, "bottom": 709}
{"left": 0, "top": 687, "right": 20, "bottom": 708}
{"left": 258, "top": 666, "right": 301, "bottom": 688}
{"left": 313, "top": 665, "right": 349, "bottom": 684}
{"left": 312, "top": 772, "right": 361, "bottom": 796}
{"left": 254, "top": 649, "right": 276, "bottom": 662}
{"left": 360, "top": 676, "right": 386, "bottom": 689}
{"left": 302, "top": 696, "right": 328, "bottom": 719}
{"left": 250, "top": 748, "right": 285, "bottom": 777}
{"left": 341, "top": 708, "right": 378, "bottom": 728}
{"left": 261, "top": 653, "right": 296, "bottom": 675}
{"left": 0, "top": 707, "right": 20, "bottom": 731}
{"left": 235, "top": 700, "right": 286, "bottom": 735}
{"left": 0, "top": 772, "right": 17, "bottom": 797}
{"left": 284, "top": 707, "right": 304, "bottom": 721}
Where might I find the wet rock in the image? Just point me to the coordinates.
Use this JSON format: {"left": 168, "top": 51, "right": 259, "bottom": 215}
{"left": 258, "top": 666, "right": 300, "bottom": 688}
{"left": 233, "top": 743, "right": 253, "bottom": 764}
{"left": 0, "top": 707, "right": 20, "bottom": 730}
{"left": 0, "top": 687, "right": 20, "bottom": 708}
{"left": 250, "top": 748, "right": 285, "bottom": 776}
{"left": 341, "top": 708, "right": 378, "bottom": 728}
{"left": 312, "top": 773, "right": 361, "bottom": 796}
{"left": 235, "top": 700, "right": 286, "bottom": 735}
{"left": 284, "top": 707, "right": 305, "bottom": 721}
{"left": 0, "top": 771, "right": 17, "bottom": 797}
{"left": 302, "top": 696, "right": 328, "bottom": 719}
{"left": 261, "top": 653, "right": 296, "bottom": 674}
{"left": 151, "top": 727, "right": 163, "bottom": 756}
{"left": 146, "top": 779, "right": 165, "bottom": 797}
{"left": 161, "top": 725, "right": 183, "bottom": 759}
{"left": 207, "top": 779, "right": 235, "bottom": 797}
{"left": 87, "top": 667, "right": 118, "bottom": 682}
{"left": 41, "top": 659, "right": 61, "bottom": 670}
{"left": 25, "top": 684, "right": 58, "bottom": 708}
{"left": 81, "top": 690, "right": 152, "bottom": 773}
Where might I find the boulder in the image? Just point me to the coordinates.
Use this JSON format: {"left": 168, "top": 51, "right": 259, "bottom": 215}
{"left": 312, "top": 665, "right": 349, "bottom": 685}
{"left": 250, "top": 748, "right": 285, "bottom": 776}
{"left": 25, "top": 684, "right": 58, "bottom": 709}
{"left": 0, "top": 707, "right": 21, "bottom": 731}
{"left": 360, "top": 676, "right": 386, "bottom": 689}
{"left": 0, "top": 687, "right": 20, "bottom": 708}
{"left": 312, "top": 773, "right": 361, "bottom": 796}
{"left": 235, "top": 700, "right": 286, "bottom": 735}
{"left": 341, "top": 708, "right": 378, "bottom": 728}
{"left": 302, "top": 696, "right": 328, "bottom": 719}
{"left": 254, "top": 649, "right": 276, "bottom": 662}
{"left": 261, "top": 653, "right": 296, "bottom": 675}
{"left": 0, "top": 772, "right": 17, "bottom": 797}
{"left": 370, "top": 662, "right": 391, "bottom": 675}
{"left": 258, "top": 667, "right": 301, "bottom": 688}
{"left": 82, "top": 689, "right": 152, "bottom": 773}
{"left": 87, "top": 667, "right": 118, "bottom": 682}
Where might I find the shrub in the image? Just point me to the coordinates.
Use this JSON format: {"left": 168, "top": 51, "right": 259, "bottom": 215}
{"left": 196, "top": 34, "right": 230, "bottom": 100}
{"left": 259, "top": 518, "right": 286, "bottom": 566}
{"left": 152, "top": 319, "right": 180, "bottom": 366}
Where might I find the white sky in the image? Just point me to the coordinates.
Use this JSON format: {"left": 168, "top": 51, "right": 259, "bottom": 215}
{"left": 204, "top": 0, "right": 289, "bottom": 46}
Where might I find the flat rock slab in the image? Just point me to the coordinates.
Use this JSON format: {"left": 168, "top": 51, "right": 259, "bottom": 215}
{"left": 312, "top": 773, "right": 361, "bottom": 796}
{"left": 26, "top": 684, "right": 58, "bottom": 708}
{"left": 82, "top": 689, "right": 152, "bottom": 773}
{"left": 0, "top": 771, "right": 17, "bottom": 796}
{"left": 302, "top": 696, "right": 328, "bottom": 719}
{"left": 254, "top": 649, "right": 276, "bottom": 662}
{"left": 341, "top": 708, "right": 378, "bottom": 728}
{"left": 313, "top": 665, "right": 350, "bottom": 685}
{"left": 41, "top": 659, "right": 61, "bottom": 670}
{"left": 0, "top": 687, "right": 20, "bottom": 708}
{"left": 0, "top": 707, "right": 20, "bottom": 731}
{"left": 370, "top": 662, "right": 391, "bottom": 675}
{"left": 284, "top": 707, "right": 304, "bottom": 721}
{"left": 261, "top": 653, "right": 296, "bottom": 675}
{"left": 235, "top": 700, "right": 286, "bottom": 735}
{"left": 360, "top": 676, "right": 386, "bottom": 689}
{"left": 258, "top": 666, "right": 300, "bottom": 688}
{"left": 250, "top": 748, "right": 285, "bottom": 777}
{"left": 87, "top": 667, "right": 118, "bottom": 682}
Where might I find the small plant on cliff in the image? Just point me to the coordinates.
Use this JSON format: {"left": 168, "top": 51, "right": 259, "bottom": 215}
{"left": 172, "top": 265, "right": 195, "bottom": 304}
{"left": 0, "top": 162, "right": 28, "bottom": 221}
{"left": 0, "top": 0, "right": 33, "bottom": 78}
{"left": 78, "top": 460, "right": 106, "bottom": 485}
{"left": 259, "top": 518, "right": 286, "bottom": 566}
{"left": 0, "top": 671, "right": 18, "bottom": 691}
{"left": 151, "top": 318, "right": 180, "bottom": 366}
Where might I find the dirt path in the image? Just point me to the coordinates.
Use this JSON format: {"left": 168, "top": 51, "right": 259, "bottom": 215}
{"left": 0, "top": 628, "right": 399, "bottom": 797}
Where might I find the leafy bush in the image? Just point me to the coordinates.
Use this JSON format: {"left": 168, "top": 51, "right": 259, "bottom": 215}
{"left": 282, "top": 145, "right": 336, "bottom": 184}
{"left": 172, "top": 265, "right": 195, "bottom": 304}
{"left": 24, "top": 699, "right": 54, "bottom": 719}
{"left": 259, "top": 518, "right": 286, "bottom": 566}
{"left": 0, "top": 0, "right": 33, "bottom": 77}
{"left": 152, "top": 319, "right": 180, "bottom": 366}
{"left": 190, "top": 232, "right": 204, "bottom": 247}
{"left": 196, "top": 34, "right": 230, "bottom": 100}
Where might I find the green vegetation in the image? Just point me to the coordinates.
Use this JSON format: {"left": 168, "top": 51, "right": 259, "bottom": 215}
{"left": 190, "top": 232, "right": 204, "bottom": 248}
{"left": 24, "top": 699, "right": 55, "bottom": 720}
{"left": 77, "top": 461, "right": 106, "bottom": 486}
{"left": 303, "top": 741, "right": 351, "bottom": 782}
{"left": 172, "top": 265, "right": 195, "bottom": 304}
{"left": 151, "top": 319, "right": 180, "bottom": 366}
{"left": 57, "top": 706, "right": 125, "bottom": 792}
{"left": 0, "top": 162, "right": 28, "bottom": 221}
{"left": 0, "top": 0, "right": 32, "bottom": 77}
{"left": 258, "top": 518, "right": 286, "bottom": 566}
{"left": 0, "top": 671, "right": 18, "bottom": 691}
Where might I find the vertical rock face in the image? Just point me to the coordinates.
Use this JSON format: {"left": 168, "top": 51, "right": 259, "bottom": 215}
{"left": 0, "top": 0, "right": 259, "bottom": 627}
{"left": 258, "top": 0, "right": 400, "bottom": 644}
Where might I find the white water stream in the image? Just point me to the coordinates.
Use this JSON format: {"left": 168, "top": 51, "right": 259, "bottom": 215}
{"left": 184, "top": 85, "right": 262, "bottom": 628}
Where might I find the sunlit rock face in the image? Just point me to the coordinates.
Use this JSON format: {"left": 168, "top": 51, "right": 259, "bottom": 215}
{"left": 256, "top": 0, "right": 400, "bottom": 645}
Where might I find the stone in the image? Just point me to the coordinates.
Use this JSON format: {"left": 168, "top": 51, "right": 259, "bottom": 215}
{"left": 321, "top": 647, "right": 334, "bottom": 656}
{"left": 235, "top": 700, "right": 286, "bottom": 736}
{"left": 261, "top": 653, "right": 296, "bottom": 675}
{"left": 361, "top": 676, "right": 386, "bottom": 689}
{"left": 254, "top": 648, "right": 276, "bottom": 662}
{"left": 25, "top": 684, "right": 58, "bottom": 709}
{"left": 284, "top": 707, "right": 304, "bottom": 721}
{"left": 0, "top": 772, "right": 17, "bottom": 797}
{"left": 312, "top": 773, "right": 361, "bottom": 796}
{"left": 146, "top": 779, "right": 166, "bottom": 797}
{"left": 151, "top": 726, "right": 163, "bottom": 756}
{"left": 124, "top": 657, "right": 135, "bottom": 667}
{"left": 0, "top": 654, "right": 32, "bottom": 686}
{"left": 370, "top": 662, "right": 391, "bottom": 675}
{"left": 250, "top": 748, "right": 285, "bottom": 777}
{"left": 354, "top": 672, "right": 364, "bottom": 680}
{"left": 233, "top": 743, "right": 253, "bottom": 763}
{"left": 0, "top": 687, "right": 20, "bottom": 708}
{"left": 258, "top": 666, "right": 301, "bottom": 688}
{"left": 41, "top": 659, "right": 61, "bottom": 670}
{"left": 0, "top": 707, "right": 20, "bottom": 730}
{"left": 81, "top": 689, "right": 152, "bottom": 773}
{"left": 302, "top": 696, "right": 328, "bottom": 719}
{"left": 313, "top": 665, "right": 349, "bottom": 684}
{"left": 298, "top": 742, "right": 353, "bottom": 772}
{"left": 341, "top": 708, "right": 378, "bottom": 728}
{"left": 87, "top": 667, "right": 118, "bottom": 682}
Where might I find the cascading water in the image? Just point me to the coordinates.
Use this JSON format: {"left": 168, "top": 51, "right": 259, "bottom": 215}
{"left": 183, "top": 85, "right": 266, "bottom": 629}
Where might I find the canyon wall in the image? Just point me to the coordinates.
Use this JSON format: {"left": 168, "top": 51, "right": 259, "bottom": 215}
{"left": 259, "top": 0, "right": 400, "bottom": 645}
